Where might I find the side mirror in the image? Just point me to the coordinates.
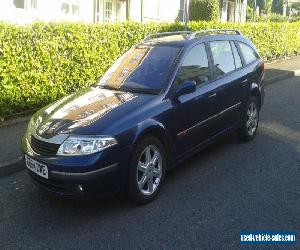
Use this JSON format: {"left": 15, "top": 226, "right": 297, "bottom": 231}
{"left": 175, "top": 80, "right": 196, "bottom": 98}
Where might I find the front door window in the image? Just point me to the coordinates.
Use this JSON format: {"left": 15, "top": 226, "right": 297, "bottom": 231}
{"left": 176, "top": 43, "right": 211, "bottom": 87}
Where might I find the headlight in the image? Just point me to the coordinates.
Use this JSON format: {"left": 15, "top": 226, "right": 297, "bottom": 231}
{"left": 57, "top": 136, "right": 117, "bottom": 156}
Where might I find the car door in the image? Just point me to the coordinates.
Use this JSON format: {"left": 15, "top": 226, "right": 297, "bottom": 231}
{"left": 236, "top": 40, "right": 264, "bottom": 100}
{"left": 208, "top": 40, "right": 245, "bottom": 133}
{"left": 171, "top": 43, "right": 220, "bottom": 156}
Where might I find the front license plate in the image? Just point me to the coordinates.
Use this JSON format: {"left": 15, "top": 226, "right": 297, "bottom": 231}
{"left": 25, "top": 155, "right": 48, "bottom": 179}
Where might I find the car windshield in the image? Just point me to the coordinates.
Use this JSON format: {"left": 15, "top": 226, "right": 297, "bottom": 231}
{"left": 98, "top": 45, "right": 181, "bottom": 94}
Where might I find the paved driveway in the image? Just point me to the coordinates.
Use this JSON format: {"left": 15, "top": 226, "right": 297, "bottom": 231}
{"left": 0, "top": 77, "right": 299, "bottom": 249}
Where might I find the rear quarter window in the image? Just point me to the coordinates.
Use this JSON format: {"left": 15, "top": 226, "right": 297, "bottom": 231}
{"left": 238, "top": 42, "right": 260, "bottom": 65}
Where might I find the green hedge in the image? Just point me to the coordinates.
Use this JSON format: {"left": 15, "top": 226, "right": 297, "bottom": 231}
{"left": 0, "top": 21, "right": 300, "bottom": 117}
{"left": 189, "top": 0, "right": 220, "bottom": 22}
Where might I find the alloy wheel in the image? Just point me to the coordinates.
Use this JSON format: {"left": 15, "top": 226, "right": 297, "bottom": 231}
{"left": 246, "top": 102, "right": 258, "bottom": 136}
{"left": 136, "top": 145, "right": 163, "bottom": 195}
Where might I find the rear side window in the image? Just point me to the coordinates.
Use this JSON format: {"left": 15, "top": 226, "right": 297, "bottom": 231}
{"left": 238, "top": 42, "right": 259, "bottom": 65}
{"left": 209, "top": 41, "right": 235, "bottom": 78}
{"left": 231, "top": 41, "right": 242, "bottom": 69}
{"left": 176, "top": 43, "right": 211, "bottom": 87}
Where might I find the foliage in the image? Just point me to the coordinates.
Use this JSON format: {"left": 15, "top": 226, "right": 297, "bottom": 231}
{"left": 0, "top": 21, "right": 300, "bottom": 117}
{"left": 290, "top": 16, "right": 300, "bottom": 22}
{"left": 265, "top": 0, "right": 274, "bottom": 15}
{"left": 189, "top": 0, "right": 220, "bottom": 22}
{"left": 290, "top": 2, "right": 300, "bottom": 17}
{"left": 256, "top": 0, "right": 265, "bottom": 9}
{"left": 248, "top": 0, "right": 255, "bottom": 8}
{"left": 246, "top": 5, "right": 260, "bottom": 21}
{"left": 248, "top": 0, "right": 273, "bottom": 14}
{"left": 247, "top": 5, "right": 254, "bottom": 21}
{"left": 257, "top": 13, "right": 289, "bottom": 22}
{"left": 271, "top": 0, "right": 283, "bottom": 14}
{"left": 248, "top": 0, "right": 286, "bottom": 21}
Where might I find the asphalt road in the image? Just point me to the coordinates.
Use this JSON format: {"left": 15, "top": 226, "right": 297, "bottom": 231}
{"left": 0, "top": 122, "right": 27, "bottom": 163}
{"left": 0, "top": 77, "right": 299, "bottom": 249}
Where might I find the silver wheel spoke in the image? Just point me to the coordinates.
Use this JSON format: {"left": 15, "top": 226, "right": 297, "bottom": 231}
{"left": 136, "top": 145, "right": 163, "bottom": 196}
{"left": 153, "top": 168, "right": 161, "bottom": 178}
{"left": 247, "top": 119, "right": 251, "bottom": 127}
{"left": 246, "top": 102, "right": 258, "bottom": 136}
{"left": 247, "top": 109, "right": 251, "bottom": 116}
{"left": 138, "top": 175, "right": 148, "bottom": 189}
{"left": 145, "top": 147, "right": 152, "bottom": 164}
{"left": 151, "top": 152, "right": 158, "bottom": 165}
{"left": 138, "top": 161, "right": 147, "bottom": 173}
{"left": 253, "top": 110, "right": 257, "bottom": 118}
{"left": 249, "top": 124, "right": 253, "bottom": 133}
{"left": 147, "top": 176, "right": 153, "bottom": 192}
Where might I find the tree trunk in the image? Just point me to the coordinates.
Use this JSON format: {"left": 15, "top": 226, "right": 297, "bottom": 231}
{"left": 126, "top": 0, "right": 131, "bottom": 20}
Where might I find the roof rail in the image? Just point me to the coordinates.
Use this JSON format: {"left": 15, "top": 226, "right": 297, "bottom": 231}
{"left": 189, "top": 29, "right": 242, "bottom": 39}
{"left": 143, "top": 31, "right": 192, "bottom": 41}
{"left": 142, "top": 29, "right": 242, "bottom": 42}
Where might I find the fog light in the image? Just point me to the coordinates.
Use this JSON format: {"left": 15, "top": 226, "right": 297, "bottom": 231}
{"left": 76, "top": 185, "right": 84, "bottom": 194}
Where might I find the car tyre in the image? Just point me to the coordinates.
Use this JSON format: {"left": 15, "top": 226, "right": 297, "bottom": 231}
{"left": 127, "top": 136, "right": 166, "bottom": 204}
{"left": 238, "top": 96, "right": 260, "bottom": 142}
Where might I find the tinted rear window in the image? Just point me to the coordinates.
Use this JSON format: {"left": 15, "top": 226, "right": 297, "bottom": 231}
{"left": 238, "top": 42, "right": 260, "bottom": 65}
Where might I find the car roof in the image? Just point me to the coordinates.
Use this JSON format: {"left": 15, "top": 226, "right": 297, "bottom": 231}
{"left": 138, "top": 30, "right": 254, "bottom": 49}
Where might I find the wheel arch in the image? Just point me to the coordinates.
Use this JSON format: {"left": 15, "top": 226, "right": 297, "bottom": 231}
{"left": 132, "top": 120, "right": 173, "bottom": 167}
{"left": 249, "top": 82, "right": 262, "bottom": 109}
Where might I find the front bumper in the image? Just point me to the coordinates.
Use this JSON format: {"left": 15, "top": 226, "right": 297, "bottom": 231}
{"left": 27, "top": 163, "right": 120, "bottom": 197}
{"left": 22, "top": 135, "right": 131, "bottom": 197}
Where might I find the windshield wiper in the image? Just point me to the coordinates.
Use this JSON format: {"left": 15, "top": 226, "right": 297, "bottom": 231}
{"left": 120, "top": 86, "right": 159, "bottom": 95}
{"left": 99, "top": 85, "right": 119, "bottom": 91}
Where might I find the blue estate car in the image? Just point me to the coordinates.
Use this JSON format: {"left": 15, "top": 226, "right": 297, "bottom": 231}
{"left": 22, "top": 30, "right": 265, "bottom": 204}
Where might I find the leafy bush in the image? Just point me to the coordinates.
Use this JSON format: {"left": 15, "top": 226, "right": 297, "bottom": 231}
{"left": 246, "top": 5, "right": 259, "bottom": 22}
{"left": 290, "top": 16, "right": 300, "bottom": 22}
{"left": 0, "top": 21, "right": 300, "bottom": 117}
{"left": 189, "top": 21, "right": 300, "bottom": 60}
{"left": 257, "top": 13, "right": 289, "bottom": 22}
{"left": 189, "top": 0, "right": 220, "bottom": 22}
{"left": 290, "top": 2, "right": 300, "bottom": 17}
{"left": 271, "top": 0, "right": 284, "bottom": 14}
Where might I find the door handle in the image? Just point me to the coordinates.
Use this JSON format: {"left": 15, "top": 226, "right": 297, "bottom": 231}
{"left": 208, "top": 92, "right": 217, "bottom": 99}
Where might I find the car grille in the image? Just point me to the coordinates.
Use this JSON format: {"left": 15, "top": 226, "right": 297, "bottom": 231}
{"left": 30, "top": 135, "right": 60, "bottom": 157}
